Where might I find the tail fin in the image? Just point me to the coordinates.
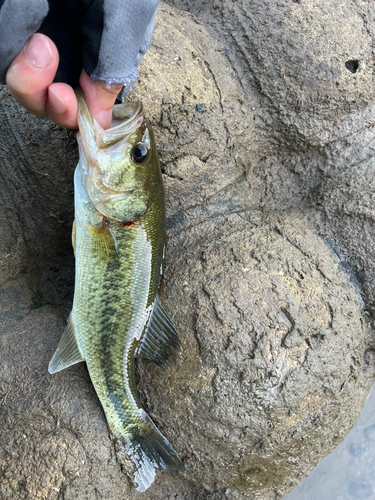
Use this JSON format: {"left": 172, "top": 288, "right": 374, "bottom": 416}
{"left": 121, "top": 410, "right": 184, "bottom": 492}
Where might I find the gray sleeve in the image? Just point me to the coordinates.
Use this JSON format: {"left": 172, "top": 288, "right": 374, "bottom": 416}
{"left": 0, "top": 0, "right": 159, "bottom": 88}
{"left": 89, "top": 0, "right": 160, "bottom": 88}
{"left": 0, "top": 0, "right": 48, "bottom": 84}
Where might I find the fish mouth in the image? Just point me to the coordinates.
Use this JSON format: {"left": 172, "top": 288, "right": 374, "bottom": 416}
{"left": 98, "top": 101, "right": 143, "bottom": 148}
{"left": 111, "top": 101, "right": 142, "bottom": 127}
{"left": 76, "top": 90, "right": 144, "bottom": 149}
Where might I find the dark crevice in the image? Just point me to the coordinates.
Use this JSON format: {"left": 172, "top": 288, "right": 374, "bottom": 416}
{"left": 345, "top": 60, "right": 359, "bottom": 74}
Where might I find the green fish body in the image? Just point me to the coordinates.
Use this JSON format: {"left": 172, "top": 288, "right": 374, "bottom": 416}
{"left": 49, "top": 94, "right": 183, "bottom": 491}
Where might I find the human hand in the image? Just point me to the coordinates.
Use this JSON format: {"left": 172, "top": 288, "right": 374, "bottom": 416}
{"left": 6, "top": 33, "right": 122, "bottom": 130}
{"left": 1, "top": 0, "right": 160, "bottom": 130}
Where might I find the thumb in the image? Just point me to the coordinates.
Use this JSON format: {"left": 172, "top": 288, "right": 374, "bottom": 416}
{"left": 79, "top": 69, "right": 124, "bottom": 129}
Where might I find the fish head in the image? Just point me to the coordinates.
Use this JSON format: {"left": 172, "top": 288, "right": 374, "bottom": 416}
{"left": 77, "top": 92, "right": 162, "bottom": 223}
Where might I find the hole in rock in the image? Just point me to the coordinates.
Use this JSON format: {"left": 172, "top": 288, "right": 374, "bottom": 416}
{"left": 345, "top": 60, "right": 359, "bottom": 73}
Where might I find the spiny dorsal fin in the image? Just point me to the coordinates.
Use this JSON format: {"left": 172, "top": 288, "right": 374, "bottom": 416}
{"left": 135, "top": 296, "right": 181, "bottom": 370}
{"left": 48, "top": 314, "right": 84, "bottom": 374}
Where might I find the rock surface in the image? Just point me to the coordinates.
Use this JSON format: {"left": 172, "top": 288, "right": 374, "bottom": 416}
{"left": 139, "top": 211, "right": 370, "bottom": 500}
{"left": 166, "top": 0, "right": 375, "bottom": 316}
{"left": 0, "top": 2, "right": 374, "bottom": 500}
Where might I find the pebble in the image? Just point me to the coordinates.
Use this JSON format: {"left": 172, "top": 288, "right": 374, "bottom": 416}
{"left": 196, "top": 103, "right": 206, "bottom": 113}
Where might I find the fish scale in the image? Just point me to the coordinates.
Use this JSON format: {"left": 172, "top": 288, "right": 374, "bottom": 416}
{"left": 48, "top": 93, "right": 184, "bottom": 491}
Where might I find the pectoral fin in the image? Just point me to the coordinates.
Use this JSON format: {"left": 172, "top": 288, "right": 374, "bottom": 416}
{"left": 135, "top": 296, "right": 181, "bottom": 370}
{"left": 48, "top": 314, "right": 84, "bottom": 374}
{"left": 89, "top": 222, "right": 119, "bottom": 257}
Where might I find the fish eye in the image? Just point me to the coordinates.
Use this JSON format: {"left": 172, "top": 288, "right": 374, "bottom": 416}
{"left": 132, "top": 143, "right": 149, "bottom": 163}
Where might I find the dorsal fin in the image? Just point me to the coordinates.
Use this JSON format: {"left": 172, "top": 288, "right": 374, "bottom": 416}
{"left": 48, "top": 314, "right": 84, "bottom": 374}
{"left": 135, "top": 296, "right": 181, "bottom": 370}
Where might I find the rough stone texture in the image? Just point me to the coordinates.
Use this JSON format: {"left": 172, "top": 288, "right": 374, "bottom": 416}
{"left": 165, "top": 0, "right": 375, "bottom": 317}
{"left": 139, "top": 212, "right": 370, "bottom": 500}
{"left": 0, "top": 2, "right": 374, "bottom": 500}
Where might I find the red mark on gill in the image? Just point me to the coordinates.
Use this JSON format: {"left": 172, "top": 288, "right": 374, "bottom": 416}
{"left": 101, "top": 216, "right": 137, "bottom": 228}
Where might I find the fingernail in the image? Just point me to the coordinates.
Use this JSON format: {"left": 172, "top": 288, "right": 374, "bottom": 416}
{"left": 24, "top": 34, "right": 53, "bottom": 68}
{"left": 48, "top": 87, "right": 68, "bottom": 114}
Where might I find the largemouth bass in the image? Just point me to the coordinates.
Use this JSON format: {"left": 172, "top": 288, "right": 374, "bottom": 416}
{"left": 48, "top": 92, "right": 184, "bottom": 492}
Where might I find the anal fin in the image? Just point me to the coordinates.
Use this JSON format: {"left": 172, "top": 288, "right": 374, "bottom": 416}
{"left": 135, "top": 296, "right": 181, "bottom": 370}
{"left": 48, "top": 314, "right": 84, "bottom": 374}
